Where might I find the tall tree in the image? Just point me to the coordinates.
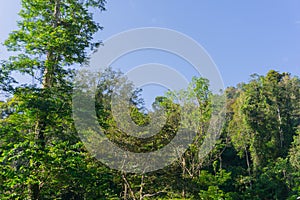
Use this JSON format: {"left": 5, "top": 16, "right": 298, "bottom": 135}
{"left": 1, "top": 0, "right": 106, "bottom": 199}
{"left": 239, "top": 70, "right": 300, "bottom": 169}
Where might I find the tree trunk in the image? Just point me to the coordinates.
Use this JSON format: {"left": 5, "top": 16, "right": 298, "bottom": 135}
{"left": 123, "top": 183, "right": 128, "bottom": 200}
{"left": 30, "top": 1, "right": 61, "bottom": 199}
{"left": 244, "top": 146, "right": 252, "bottom": 188}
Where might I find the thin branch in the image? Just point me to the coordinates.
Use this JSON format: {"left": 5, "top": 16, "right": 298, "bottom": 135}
{"left": 122, "top": 173, "right": 136, "bottom": 200}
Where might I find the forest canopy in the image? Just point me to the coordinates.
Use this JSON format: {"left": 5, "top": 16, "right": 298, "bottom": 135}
{"left": 0, "top": 1, "right": 300, "bottom": 199}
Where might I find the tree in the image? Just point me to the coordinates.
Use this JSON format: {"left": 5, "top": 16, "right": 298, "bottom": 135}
{"left": 0, "top": 0, "right": 107, "bottom": 199}
{"left": 1, "top": 1, "right": 300, "bottom": 197}
{"left": 224, "top": 71, "right": 300, "bottom": 199}
{"left": 228, "top": 90, "right": 252, "bottom": 177}
{"left": 238, "top": 70, "right": 299, "bottom": 169}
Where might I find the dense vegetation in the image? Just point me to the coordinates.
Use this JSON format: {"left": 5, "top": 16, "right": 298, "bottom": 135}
{"left": 1, "top": 1, "right": 300, "bottom": 199}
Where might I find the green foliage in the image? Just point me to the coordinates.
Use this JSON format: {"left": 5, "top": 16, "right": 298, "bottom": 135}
{"left": 1, "top": 0, "right": 300, "bottom": 198}
{"left": 288, "top": 128, "right": 300, "bottom": 198}
{"left": 199, "top": 186, "right": 232, "bottom": 200}
{"left": 0, "top": 0, "right": 111, "bottom": 199}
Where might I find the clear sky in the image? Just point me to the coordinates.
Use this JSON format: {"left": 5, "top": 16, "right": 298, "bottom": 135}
{"left": 1, "top": 0, "right": 300, "bottom": 106}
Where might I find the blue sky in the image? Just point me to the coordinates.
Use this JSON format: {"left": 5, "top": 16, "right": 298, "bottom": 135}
{"left": 99, "top": 1, "right": 300, "bottom": 80}
{"left": 1, "top": 0, "right": 300, "bottom": 106}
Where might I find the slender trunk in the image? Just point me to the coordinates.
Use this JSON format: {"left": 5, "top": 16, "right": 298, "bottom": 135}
{"left": 123, "top": 183, "right": 128, "bottom": 200}
{"left": 244, "top": 146, "right": 252, "bottom": 188}
{"left": 219, "top": 156, "right": 222, "bottom": 170}
{"left": 139, "top": 175, "right": 145, "bottom": 200}
{"left": 182, "top": 189, "right": 185, "bottom": 199}
{"left": 181, "top": 157, "right": 186, "bottom": 198}
{"left": 43, "top": 0, "right": 60, "bottom": 88}
{"left": 277, "top": 107, "right": 283, "bottom": 148}
{"left": 30, "top": 1, "right": 61, "bottom": 199}
{"left": 245, "top": 147, "right": 250, "bottom": 176}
